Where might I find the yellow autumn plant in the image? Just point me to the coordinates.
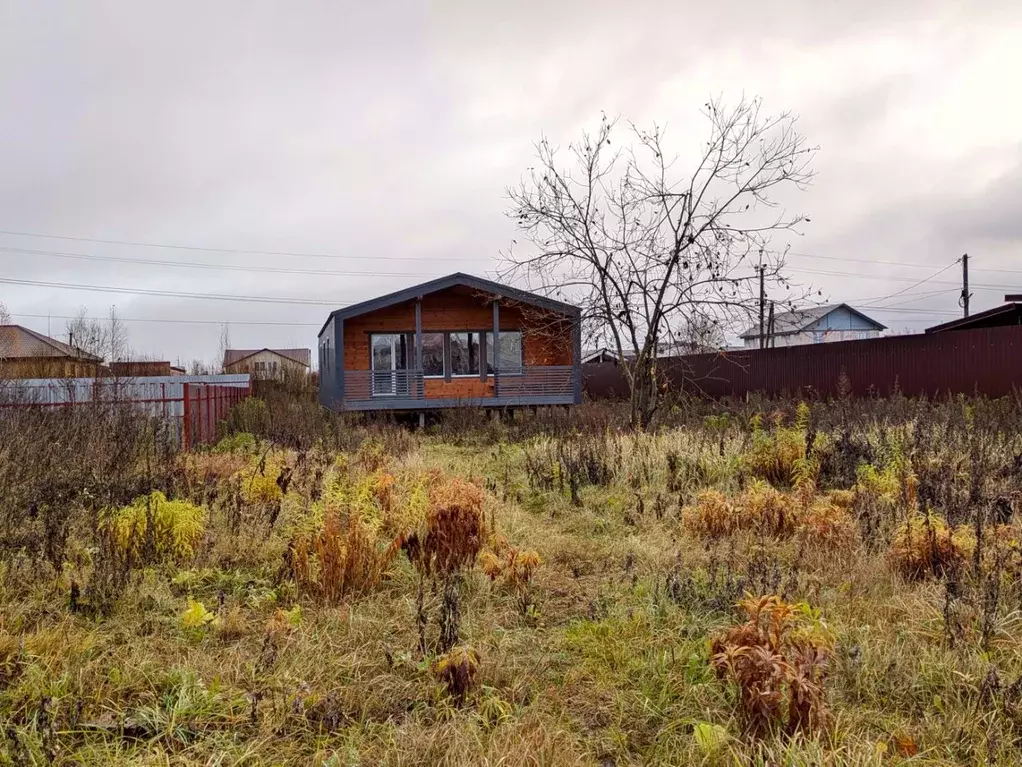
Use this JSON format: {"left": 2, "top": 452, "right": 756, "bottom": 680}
{"left": 110, "top": 491, "right": 205, "bottom": 562}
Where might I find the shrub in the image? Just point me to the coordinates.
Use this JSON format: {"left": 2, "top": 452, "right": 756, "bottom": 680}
{"left": 403, "top": 476, "right": 485, "bottom": 653}
{"left": 800, "top": 500, "right": 857, "bottom": 549}
{"left": 711, "top": 595, "right": 833, "bottom": 738}
{"left": 481, "top": 546, "right": 541, "bottom": 614}
{"left": 432, "top": 645, "right": 481, "bottom": 705}
{"left": 742, "top": 480, "right": 800, "bottom": 538}
{"left": 290, "top": 511, "right": 403, "bottom": 604}
{"left": 889, "top": 512, "right": 975, "bottom": 580}
{"left": 212, "top": 431, "right": 259, "bottom": 455}
{"left": 683, "top": 489, "right": 736, "bottom": 539}
{"left": 405, "top": 478, "right": 485, "bottom": 578}
{"left": 109, "top": 491, "right": 205, "bottom": 563}
{"left": 684, "top": 482, "right": 799, "bottom": 540}
{"left": 743, "top": 406, "right": 810, "bottom": 487}
{"left": 237, "top": 456, "right": 287, "bottom": 506}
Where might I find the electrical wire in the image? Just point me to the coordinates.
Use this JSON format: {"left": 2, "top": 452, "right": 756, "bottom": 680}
{"left": 0, "top": 229, "right": 483, "bottom": 263}
{"left": 0, "top": 246, "right": 439, "bottom": 279}
{"left": 10, "top": 311, "right": 320, "bottom": 327}
{"left": 0, "top": 276, "right": 350, "bottom": 306}
{"left": 788, "top": 251, "right": 1022, "bottom": 275}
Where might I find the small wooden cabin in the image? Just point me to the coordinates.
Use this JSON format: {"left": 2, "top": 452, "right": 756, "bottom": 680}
{"left": 317, "top": 273, "right": 581, "bottom": 412}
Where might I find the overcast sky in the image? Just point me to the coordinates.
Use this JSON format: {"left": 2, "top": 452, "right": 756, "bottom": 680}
{"left": 1, "top": 0, "right": 1020, "bottom": 365}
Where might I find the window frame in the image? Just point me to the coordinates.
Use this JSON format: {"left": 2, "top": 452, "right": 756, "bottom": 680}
{"left": 419, "top": 332, "right": 446, "bottom": 379}
{"left": 364, "top": 329, "right": 527, "bottom": 380}
{"left": 486, "top": 330, "right": 524, "bottom": 376}
{"left": 448, "top": 331, "right": 483, "bottom": 378}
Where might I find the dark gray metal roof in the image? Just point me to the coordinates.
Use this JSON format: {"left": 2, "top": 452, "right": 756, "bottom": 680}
{"left": 925, "top": 302, "right": 1022, "bottom": 333}
{"left": 739, "top": 303, "right": 886, "bottom": 339}
{"left": 318, "top": 273, "right": 579, "bottom": 336}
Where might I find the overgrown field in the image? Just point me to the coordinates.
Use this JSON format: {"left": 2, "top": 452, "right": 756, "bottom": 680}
{"left": 3, "top": 393, "right": 1022, "bottom": 765}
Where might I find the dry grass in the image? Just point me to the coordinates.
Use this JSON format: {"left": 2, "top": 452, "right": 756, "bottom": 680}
{"left": 3, "top": 398, "right": 1022, "bottom": 764}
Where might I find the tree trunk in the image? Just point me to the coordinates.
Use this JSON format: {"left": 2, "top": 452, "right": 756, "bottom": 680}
{"left": 629, "top": 354, "right": 658, "bottom": 430}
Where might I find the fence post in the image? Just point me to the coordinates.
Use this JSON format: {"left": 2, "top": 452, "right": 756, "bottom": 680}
{"left": 205, "top": 385, "right": 213, "bottom": 446}
{"left": 182, "top": 383, "right": 192, "bottom": 450}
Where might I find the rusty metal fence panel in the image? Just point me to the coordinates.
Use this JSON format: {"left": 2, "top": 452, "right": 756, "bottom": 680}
{"left": 584, "top": 327, "right": 1022, "bottom": 400}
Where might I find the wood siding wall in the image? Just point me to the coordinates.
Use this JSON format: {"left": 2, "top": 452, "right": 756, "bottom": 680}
{"left": 0, "top": 358, "right": 102, "bottom": 379}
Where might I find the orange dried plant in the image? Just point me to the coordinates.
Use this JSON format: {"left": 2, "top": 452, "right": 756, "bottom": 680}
{"left": 711, "top": 595, "right": 832, "bottom": 738}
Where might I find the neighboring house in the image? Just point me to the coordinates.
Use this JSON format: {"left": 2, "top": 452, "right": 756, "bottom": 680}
{"left": 223, "top": 348, "right": 312, "bottom": 380}
{"left": 926, "top": 296, "right": 1022, "bottom": 333}
{"left": 582, "top": 348, "right": 621, "bottom": 364}
{"left": 582, "top": 340, "right": 712, "bottom": 365}
{"left": 109, "top": 361, "right": 176, "bottom": 377}
{"left": 739, "top": 304, "right": 886, "bottom": 349}
{"left": 170, "top": 365, "right": 187, "bottom": 376}
{"left": 317, "top": 272, "right": 582, "bottom": 412}
{"left": 0, "top": 325, "right": 103, "bottom": 378}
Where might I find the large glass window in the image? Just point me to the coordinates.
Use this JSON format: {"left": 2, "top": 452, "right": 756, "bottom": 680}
{"left": 486, "top": 331, "right": 524, "bottom": 374}
{"left": 371, "top": 334, "right": 410, "bottom": 396}
{"left": 450, "top": 332, "right": 481, "bottom": 376}
{"left": 420, "top": 332, "right": 445, "bottom": 377}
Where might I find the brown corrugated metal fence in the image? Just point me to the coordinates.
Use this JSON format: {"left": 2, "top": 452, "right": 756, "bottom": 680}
{"left": 584, "top": 326, "right": 1022, "bottom": 400}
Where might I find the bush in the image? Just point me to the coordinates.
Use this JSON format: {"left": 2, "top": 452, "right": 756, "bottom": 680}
{"left": 290, "top": 511, "right": 403, "bottom": 604}
{"left": 743, "top": 405, "right": 811, "bottom": 487}
{"left": 889, "top": 512, "right": 975, "bottom": 580}
{"left": 800, "top": 499, "right": 857, "bottom": 549}
{"left": 684, "top": 482, "right": 798, "bottom": 540}
{"left": 109, "top": 491, "right": 205, "bottom": 563}
{"left": 711, "top": 595, "right": 833, "bottom": 738}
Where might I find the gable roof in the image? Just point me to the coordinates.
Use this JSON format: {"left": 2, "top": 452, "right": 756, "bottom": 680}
{"left": 582, "top": 347, "right": 621, "bottom": 363}
{"left": 925, "top": 301, "right": 1022, "bottom": 333}
{"left": 0, "top": 325, "right": 103, "bottom": 361}
{"left": 224, "top": 348, "right": 312, "bottom": 368}
{"left": 739, "top": 304, "right": 886, "bottom": 339}
{"left": 319, "top": 272, "right": 579, "bottom": 336}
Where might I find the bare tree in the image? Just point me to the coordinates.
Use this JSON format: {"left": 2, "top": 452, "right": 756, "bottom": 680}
{"left": 503, "top": 97, "right": 816, "bottom": 427}
{"left": 217, "top": 323, "right": 232, "bottom": 373}
{"left": 108, "top": 306, "right": 128, "bottom": 362}
{"left": 0, "top": 301, "right": 10, "bottom": 325}
{"left": 66, "top": 306, "right": 129, "bottom": 362}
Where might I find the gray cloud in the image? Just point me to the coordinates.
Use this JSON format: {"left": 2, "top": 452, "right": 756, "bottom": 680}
{"left": 1, "top": 0, "right": 1020, "bottom": 361}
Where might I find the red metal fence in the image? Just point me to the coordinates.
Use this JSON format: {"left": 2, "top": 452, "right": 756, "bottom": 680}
{"left": 0, "top": 376, "right": 251, "bottom": 449}
{"left": 182, "top": 383, "right": 251, "bottom": 449}
{"left": 584, "top": 326, "right": 1022, "bottom": 400}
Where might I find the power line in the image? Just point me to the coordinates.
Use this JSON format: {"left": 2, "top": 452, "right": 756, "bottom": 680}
{"left": 866, "top": 259, "right": 963, "bottom": 305}
{"left": 847, "top": 288, "right": 953, "bottom": 304}
{"left": 788, "top": 251, "right": 1022, "bottom": 275}
{"left": 0, "top": 228, "right": 483, "bottom": 264}
{"left": 785, "top": 265, "right": 1018, "bottom": 293}
{"left": 0, "top": 246, "right": 439, "bottom": 279}
{"left": 10, "top": 311, "right": 320, "bottom": 327}
{"left": 859, "top": 306, "right": 959, "bottom": 315}
{"left": 0, "top": 276, "right": 350, "bottom": 306}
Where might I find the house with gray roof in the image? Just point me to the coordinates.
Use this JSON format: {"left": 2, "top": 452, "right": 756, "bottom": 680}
{"left": 739, "top": 304, "right": 886, "bottom": 349}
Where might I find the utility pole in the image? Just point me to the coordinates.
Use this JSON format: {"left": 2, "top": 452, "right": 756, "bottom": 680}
{"left": 767, "top": 301, "right": 776, "bottom": 348}
{"left": 961, "top": 253, "right": 971, "bottom": 318}
{"left": 758, "top": 265, "right": 766, "bottom": 349}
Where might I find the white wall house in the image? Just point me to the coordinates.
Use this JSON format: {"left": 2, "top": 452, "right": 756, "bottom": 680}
{"left": 223, "top": 348, "right": 311, "bottom": 380}
{"left": 740, "top": 304, "right": 886, "bottom": 349}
